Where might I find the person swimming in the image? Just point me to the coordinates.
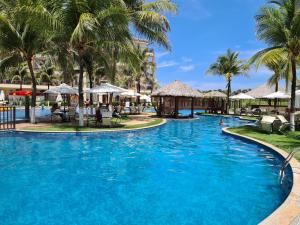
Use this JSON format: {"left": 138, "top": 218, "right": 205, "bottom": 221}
{"left": 219, "top": 119, "right": 224, "bottom": 126}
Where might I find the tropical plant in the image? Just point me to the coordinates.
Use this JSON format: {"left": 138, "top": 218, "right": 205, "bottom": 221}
{"left": 9, "top": 63, "right": 30, "bottom": 90}
{"left": 137, "top": 48, "right": 156, "bottom": 94}
{"left": 207, "top": 49, "right": 248, "bottom": 113}
{"left": 250, "top": 49, "right": 291, "bottom": 95}
{"left": 252, "top": 0, "right": 300, "bottom": 131}
{"left": 0, "top": 0, "right": 58, "bottom": 123}
{"left": 37, "top": 57, "right": 58, "bottom": 89}
{"left": 50, "top": 0, "right": 137, "bottom": 126}
{"left": 49, "top": 0, "right": 176, "bottom": 126}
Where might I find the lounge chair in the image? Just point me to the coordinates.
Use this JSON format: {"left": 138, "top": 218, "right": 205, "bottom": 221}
{"left": 276, "top": 115, "right": 290, "bottom": 134}
{"left": 138, "top": 105, "right": 145, "bottom": 114}
{"left": 240, "top": 107, "right": 247, "bottom": 115}
{"left": 102, "top": 111, "right": 113, "bottom": 127}
{"left": 259, "top": 115, "right": 277, "bottom": 134}
{"left": 252, "top": 108, "right": 262, "bottom": 116}
{"left": 67, "top": 107, "right": 77, "bottom": 122}
{"left": 130, "top": 106, "right": 137, "bottom": 114}
{"left": 51, "top": 109, "right": 62, "bottom": 122}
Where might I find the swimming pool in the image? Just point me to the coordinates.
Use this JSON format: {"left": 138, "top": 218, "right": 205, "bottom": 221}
{"left": 0, "top": 116, "right": 292, "bottom": 225}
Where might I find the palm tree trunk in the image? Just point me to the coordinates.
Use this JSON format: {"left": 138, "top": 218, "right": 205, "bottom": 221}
{"left": 27, "top": 56, "right": 36, "bottom": 124}
{"left": 290, "top": 57, "right": 297, "bottom": 131}
{"left": 111, "top": 49, "right": 118, "bottom": 85}
{"left": 137, "top": 78, "right": 141, "bottom": 104}
{"left": 111, "top": 60, "right": 117, "bottom": 85}
{"left": 87, "top": 70, "right": 93, "bottom": 106}
{"left": 87, "top": 70, "right": 94, "bottom": 115}
{"left": 20, "top": 79, "right": 23, "bottom": 90}
{"left": 274, "top": 82, "right": 279, "bottom": 109}
{"left": 78, "top": 56, "right": 84, "bottom": 127}
{"left": 226, "top": 79, "right": 231, "bottom": 114}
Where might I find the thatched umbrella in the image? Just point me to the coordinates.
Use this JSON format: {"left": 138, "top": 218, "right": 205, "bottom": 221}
{"left": 246, "top": 83, "right": 284, "bottom": 98}
{"left": 152, "top": 80, "right": 202, "bottom": 118}
{"left": 203, "top": 91, "right": 226, "bottom": 98}
{"left": 202, "top": 91, "right": 227, "bottom": 113}
{"left": 246, "top": 83, "right": 285, "bottom": 108}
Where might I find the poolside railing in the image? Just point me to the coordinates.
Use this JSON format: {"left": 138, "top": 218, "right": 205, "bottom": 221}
{"left": 0, "top": 106, "right": 16, "bottom": 130}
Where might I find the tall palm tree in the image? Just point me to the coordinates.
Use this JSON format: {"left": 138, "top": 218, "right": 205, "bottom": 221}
{"left": 253, "top": 0, "right": 300, "bottom": 131}
{"left": 0, "top": 0, "right": 58, "bottom": 123}
{"left": 50, "top": 0, "right": 176, "bottom": 126}
{"left": 51, "top": 0, "right": 135, "bottom": 126}
{"left": 207, "top": 49, "right": 248, "bottom": 113}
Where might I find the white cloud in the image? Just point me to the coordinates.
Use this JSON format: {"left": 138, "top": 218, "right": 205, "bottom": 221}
{"left": 156, "top": 51, "right": 170, "bottom": 59}
{"left": 157, "top": 60, "right": 178, "bottom": 69}
{"left": 181, "top": 57, "right": 193, "bottom": 62}
{"left": 180, "top": 0, "right": 211, "bottom": 21}
{"left": 179, "top": 65, "right": 196, "bottom": 72}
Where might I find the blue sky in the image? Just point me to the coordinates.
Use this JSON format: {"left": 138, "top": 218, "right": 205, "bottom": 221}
{"left": 153, "top": 0, "right": 271, "bottom": 91}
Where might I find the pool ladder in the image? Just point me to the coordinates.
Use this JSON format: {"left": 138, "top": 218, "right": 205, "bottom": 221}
{"left": 279, "top": 148, "right": 299, "bottom": 184}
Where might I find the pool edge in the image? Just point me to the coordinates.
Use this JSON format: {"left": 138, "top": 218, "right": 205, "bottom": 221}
{"left": 222, "top": 127, "right": 300, "bottom": 225}
{"left": 14, "top": 119, "right": 167, "bottom": 134}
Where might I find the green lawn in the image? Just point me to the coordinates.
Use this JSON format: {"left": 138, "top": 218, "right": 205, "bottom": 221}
{"left": 23, "top": 118, "right": 164, "bottom": 132}
{"left": 228, "top": 125, "right": 300, "bottom": 160}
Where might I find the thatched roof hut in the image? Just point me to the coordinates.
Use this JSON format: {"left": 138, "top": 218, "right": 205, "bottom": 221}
{"left": 151, "top": 80, "right": 202, "bottom": 118}
{"left": 152, "top": 80, "right": 203, "bottom": 98}
{"left": 246, "top": 84, "right": 284, "bottom": 98}
{"left": 203, "top": 91, "right": 226, "bottom": 98}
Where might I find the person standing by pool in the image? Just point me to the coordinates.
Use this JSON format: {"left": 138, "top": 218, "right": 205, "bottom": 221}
{"left": 219, "top": 119, "right": 224, "bottom": 126}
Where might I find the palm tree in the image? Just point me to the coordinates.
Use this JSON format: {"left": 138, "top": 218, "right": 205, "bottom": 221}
{"left": 207, "top": 49, "right": 248, "bottom": 113}
{"left": 37, "top": 58, "right": 57, "bottom": 89}
{"left": 51, "top": 0, "right": 135, "bottom": 126}
{"left": 10, "top": 64, "right": 30, "bottom": 90}
{"left": 50, "top": 0, "right": 176, "bottom": 126}
{"left": 0, "top": 0, "right": 58, "bottom": 123}
{"left": 253, "top": 0, "right": 300, "bottom": 131}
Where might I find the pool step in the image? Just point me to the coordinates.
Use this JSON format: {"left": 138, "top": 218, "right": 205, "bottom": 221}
{"left": 279, "top": 148, "right": 300, "bottom": 184}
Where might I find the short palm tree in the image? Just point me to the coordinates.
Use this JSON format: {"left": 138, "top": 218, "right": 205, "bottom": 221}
{"left": 253, "top": 0, "right": 300, "bottom": 131}
{"left": 37, "top": 58, "right": 57, "bottom": 89}
{"left": 10, "top": 64, "right": 30, "bottom": 90}
{"left": 207, "top": 49, "right": 248, "bottom": 113}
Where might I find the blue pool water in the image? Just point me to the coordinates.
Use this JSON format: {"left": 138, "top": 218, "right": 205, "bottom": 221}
{"left": 0, "top": 116, "right": 292, "bottom": 225}
{"left": 0, "top": 108, "right": 51, "bottom": 123}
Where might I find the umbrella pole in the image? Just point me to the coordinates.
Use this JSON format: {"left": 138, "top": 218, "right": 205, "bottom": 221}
{"left": 64, "top": 94, "right": 66, "bottom": 113}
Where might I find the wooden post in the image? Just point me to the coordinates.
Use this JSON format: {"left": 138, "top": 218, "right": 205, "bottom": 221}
{"left": 175, "top": 97, "right": 179, "bottom": 118}
{"left": 191, "top": 97, "right": 194, "bottom": 118}
{"left": 159, "top": 97, "right": 162, "bottom": 116}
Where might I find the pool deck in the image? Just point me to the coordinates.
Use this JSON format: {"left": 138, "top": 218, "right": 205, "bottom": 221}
{"left": 223, "top": 127, "right": 300, "bottom": 225}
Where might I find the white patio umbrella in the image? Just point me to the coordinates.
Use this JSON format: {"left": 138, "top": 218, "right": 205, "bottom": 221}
{"left": 120, "top": 89, "right": 141, "bottom": 97}
{"left": 45, "top": 83, "right": 77, "bottom": 112}
{"left": 0, "top": 90, "right": 5, "bottom": 102}
{"left": 140, "top": 95, "right": 151, "bottom": 102}
{"left": 56, "top": 93, "right": 63, "bottom": 102}
{"left": 88, "top": 83, "right": 126, "bottom": 94}
{"left": 87, "top": 83, "right": 127, "bottom": 106}
{"left": 264, "top": 91, "right": 291, "bottom": 99}
{"left": 230, "top": 93, "right": 255, "bottom": 100}
{"left": 230, "top": 93, "right": 255, "bottom": 114}
{"left": 44, "top": 83, "right": 77, "bottom": 95}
